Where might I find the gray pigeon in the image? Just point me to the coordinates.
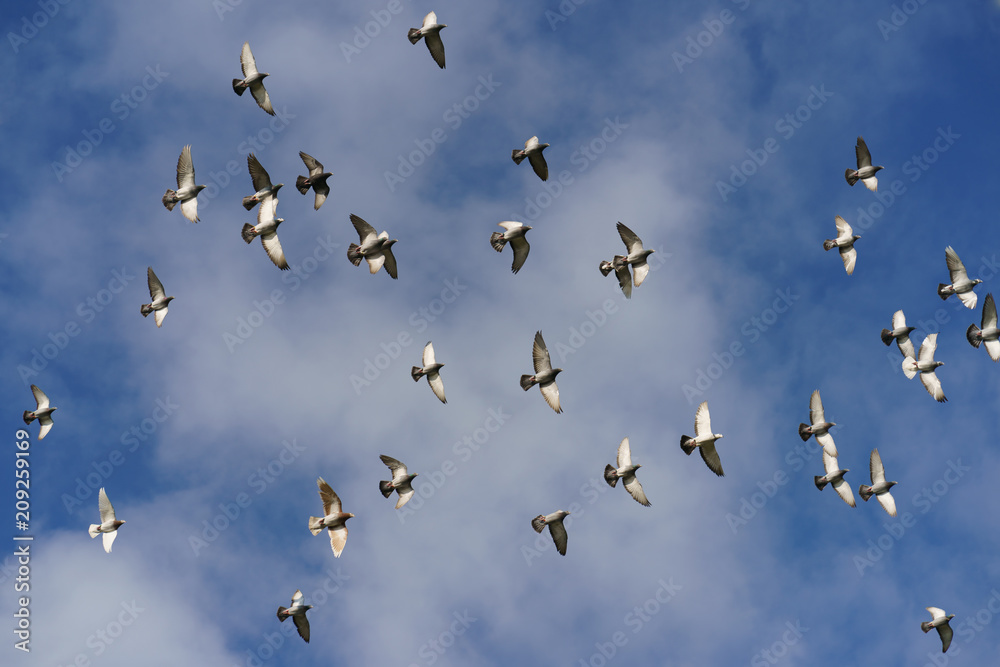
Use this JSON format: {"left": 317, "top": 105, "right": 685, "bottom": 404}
{"left": 520, "top": 331, "right": 563, "bottom": 413}
{"left": 881, "top": 310, "right": 916, "bottom": 360}
{"left": 296, "top": 151, "right": 332, "bottom": 210}
{"left": 241, "top": 194, "right": 288, "bottom": 270}
{"left": 921, "top": 607, "right": 955, "bottom": 653}
{"left": 680, "top": 401, "right": 725, "bottom": 476}
{"left": 23, "top": 384, "right": 56, "bottom": 440}
{"left": 232, "top": 41, "right": 275, "bottom": 115}
{"left": 531, "top": 511, "right": 570, "bottom": 556}
{"left": 599, "top": 255, "right": 632, "bottom": 299}
{"left": 140, "top": 267, "right": 174, "bottom": 327}
{"left": 512, "top": 136, "right": 549, "bottom": 181}
{"left": 411, "top": 341, "right": 446, "bottom": 403}
{"left": 161, "top": 145, "right": 206, "bottom": 222}
{"left": 347, "top": 214, "right": 398, "bottom": 279}
{"left": 902, "top": 333, "right": 947, "bottom": 402}
{"left": 844, "top": 136, "right": 883, "bottom": 191}
{"left": 88, "top": 487, "right": 126, "bottom": 553}
{"left": 242, "top": 154, "right": 283, "bottom": 211}
{"left": 798, "top": 389, "right": 838, "bottom": 458}
{"left": 379, "top": 455, "right": 418, "bottom": 509}
{"left": 603, "top": 437, "right": 650, "bottom": 507}
{"left": 307, "top": 477, "right": 354, "bottom": 557}
{"left": 615, "top": 222, "right": 654, "bottom": 293}
{"left": 277, "top": 590, "right": 312, "bottom": 643}
{"left": 858, "top": 448, "right": 897, "bottom": 516}
{"left": 938, "top": 246, "right": 982, "bottom": 309}
{"left": 490, "top": 221, "right": 531, "bottom": 274}
{"left": 823, "top": 216, "right": 860, "bottom": 275}
{"left": 814, "top": 451, "right": 855, "bottom": 508}
{"left": 967, "top": 293, "right": 1000, "bottom": 361}
{"left": 407, "top": 11, "right": 446, "bottom": 69}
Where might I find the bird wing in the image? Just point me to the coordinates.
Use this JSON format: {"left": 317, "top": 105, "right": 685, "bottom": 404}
{"left": 869, "top": 448, "right": 886, "bottom": 484}
{"left": 876, "top": 490, "right": 897, "bottom": 517}
{"left": 424, "top": 30, "right": 446, "bottom": 69}
{"left": 831, "top": 477, "right": 856, "bottom": 507}
{"left": 892, "top": 309, "right": 908, "bottom": 331}
{"left": 365, "top": 251, "right": 386, "bottom": 275}
{"left": 509, "top": 236, "right": 530, "bottom": 274}
{"left": 257, "top": 194, "right": 279, "bottom": 224}
{"left": 380, "top": 454, "right": 408, "bottom": 481}
{"left": 918, "top": 333, "right": 938, "bottom": 363}
{"left": 180, "top": 196, "right": 199, "bottom": 223}
{"left": 37, "top": 415, "right": 54, "bottom": 440}
{"left": 98, "top": 487, "right": 117, "bottom": 523}
{"left": 616, "top": 222, "right": 644, "bottom": 255}
{"left": 694, "top": 401, "right": 712, "bottom": 437}
{"left": 548, "top": 520, "right": 568, "bottom": 555}
{"left": 623, "top": 473, "right": 651, "bottom": 507}
{"left": 498, "top": 221, "right": 522, "bottom": 232}
{"left": 248, "top": 154, "right": 273, "bottom": 192}
{"left": 260, "top": 231, "right": 288, "bottom": 270}
{"left": 299, "top": 151, "right": 324, "bottom": 177}
{"left": 532, "top": 331, "right": 553, "bottom": 373}
{"left": 840, "top": 245, "right": 857, "bottom": 275}
{"left": 937, "top": 623, "right": 953, "bottom": 653}
{"left": 945, "top": 246, "right": 969, "bottom": 284}
{"left": 102, "top": 530, "right": 118, "bottom": 553}
{"left": 927, "top": 607, "right": 947, "bottom": 621}
{"left": 240, "top": 41, "right": 258, "bottom": 78}
{"left": 31, "top": 384, "right": 49, "bottom": 410}
{"left": 632, "top": 260, "right": 650, "bottom": 287}
{"left": 154, "top": 307, "right": 169, "bottom": 328}
{"left": 423, "top": 11, "right": 438, "bottom": 27}
{"left": 527, "top": 151, "right": 548, "bottom": 181}
{"left": 957, "top": 290, "right": 978, "bottom": 309}
{"left": 613, "top": 258, "right": 632, "bottom": 298}
{"left": 147, "top": 267, "right": 166, "bottom": 300}
{"left": 317, "top": 477, "right": 342, "bottom": 514}
{"left": 855, "top": 136, "right": 872, "bottom": 169}
{"left": 382, "top": 245, "right": 398, "bottom": 280}
{"left": 822, "top": 451, "right": 840, "bottom": 476}
{"left": 983, "top": 293, "right": 998, "bottom": 329}
{"left": 525, "top": 136, "right": 539, "bottom": 150}
{"left": 292, "top": 612, "right": 310, "bottom": 643}
{"left": 328, "top": 524, "right": 348, "bottom": 557}
{"left": 815, "top": 431, "right": 837, "bottom": 458}
{"left": 427, "top": 372, "right": 447, "bottom": 403}
{"left": 809, "top": 389, "right": 825, "bottom": 425}
{"left": 250, "top": 80, "right": 274, "bottom": 115}
{"left": 616, "top": 437, "right": 632, "bottom": 468}
{"left": 539, "top": 380, "right": 562, "bottom": 413}
{"left": 920, "top": 370, "right": 947, "bottom": 402}
{"left": 395, "top": 484, "right": 414, "bottom": 509}
{"left": 698, "top": 441, "right": 724, "bottom": 477}
{"left": 291, "top": 589, "right": 304, "bottom": 604}
{"left": 350, "top": 214, "right": 377, "bottom": 245}
{"left": 834, "top": 215, "right": 853, "bottom": 238}
{"left": 897, "top": 335, "right": 916, "bottom": 361}
{"left": 422, "top": 341, "right": 436, "bottom": 366}
{"left": 176, "top": 145, "right": 196, "bottom": 189}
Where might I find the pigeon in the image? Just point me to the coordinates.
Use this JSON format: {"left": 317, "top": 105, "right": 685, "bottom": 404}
{"left": 519, "top": 331, "right": 563, "bottom": 413}
{"left": 161, "top": 145, "right": 206, "bottom": 222}
{"left": 277, "top": 590, "right": 312, "bottom": 643}
{"left": 798, "top": 389, "right": 838, "bottom": 458}
{"left": 902, "top": 333, "right": 947, "bottom": 403}
{"left": 814, "top": 451, "right": 855, "bottom": 507}
{"left": 308, "top": 478, "right": 354, "bottom": 557}
{"left": 411, "top": 341, "right": 446, "bottom": 403}
{"left": 967, "top": 293, "right": 1000, "bottom": 361}
{"left": 347, "top": 214, "right": 398, "bottom": 279}
{"left": 680, "top": 401, "right": 726, "bottom": 476}
{"left": 599, "top": 255, "right": 632, "bottom": 299}
{"left": 407, "top": 11, "right": 446, "bottom": 69}
{"left": 858, "top": 447, "right": 897, "bottom": 516}
{"left": 938, "top": 246, "right": 982, "bottom": 309}
{"left": 603, "top": 437, "right": 651, "bottom": 507}
{"left": 823, "top": 215, "right": 860, "bottom": 275}
{"left": 613, "top": 222, "right": 655, "bottom": 295}
{"left": 379, "top": 455, "right": 418, "bottom": 509}
{"left": 531, "top": 511, "right": 570, "bottom": 556}
{"left": 844, "top": 136, "right": 883, "bottom": 192}
{"left": 232, "top": 41, "right": 274, "bottom": 115}
{"left": 490, "top": 221, "right": 531, "bottom": 274}
{"left": 140, "top": 267, "right": 174, "bottom": 327}
{"left": 22, "top": 384, "right": 56, "bottom": 440}
{"left": 295, "top": 151, "right": 332, "bottom": 210}
{"left": 88, "top": 487, "right": 125, "bottom": 553}
{"left": 242, "top": 154, "right": 283, "bottom": 210}
{"left": 241, "top": 193, "right": 288, "bottom": 270}
{"left": 921, "top": 607, "right": 955, "bottom": 654}
{"left": 881, "top": 310, "right": 916, "bottom": 360}
{"left": 512, "top": 136, "right": 550, "bottom": 181}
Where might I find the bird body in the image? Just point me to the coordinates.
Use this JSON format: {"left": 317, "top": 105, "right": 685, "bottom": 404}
{"left": 162, "top": 145, "right": 206, "bottom": 222}
{"left": 308, "top": 477, "right": 354, "bottom": 557}
{"left": 408, "top": 11, "right": 446, "bottom": 68}
{"left": 603, "top": 437, "right": 650, "bottom": 506}
{"left": 277, "top": 590, "right": 312, "bottom": 643}
{"left": 233, "top": 41, "right": 275, "bottom": 115}
{"left": 512, "top": 136, "right": 550, "bottom": 181}
{"left": 347, "top": 214, "right": 398, "bottom": 278}
{"left": 967, "top": 293, "right": 1000, "bottom": 361}
{"left": 379, "top": 455, "right": 417, "bottom": 509}
{"left": 411, "top": 341, "right": 446, "bottom": 403}
{"left": 844, "top": 136, "right": 883, "bottom": 191}
{"left": 858, "top": 447, "right": 897, "bottom": 516}
{"left": 88, "top": 487, "right": 125, "bottom": 553}
{"left": 680, "top": 401, "right": 726, "bottom": 476}
{"left": 140, "top": 266, "right": 174, "bottom": 327}
{"left": 520, "top": 331, "right": 563, "bottom": 413}
{"left": 902, "top": 333, "right": 947, "bottom": 402}
{"left": 797, "top": 389, "right": 838, "bottom": 458}
{"left": 531, "top": 510, "right": 570, "bottom": 555}
{"left": 23, "top": 384, "right": 57, "bottom": 439}
{"left": 921, "top": 607, "right": 955, "bottom": 653}
{"left": 602, "top": 222, "right": 654, "bottom": 297}
{"left": 241, "top": 193, "right": 288, "bottom": 270}
{"left": 296, "top": 151, "right": 332, "bottom": 210}
{"left": 823, "top": 215, "right": 860, "bottom": 275}
{"left": 814, "top": 451, "right": 855, "bottom": 507}
{"left": 490, "top": 221, "right": 531, "bottom": 274}
{"left": 881, "top": 310, "right": 916, "bottom": 360}
{"left": 938, "top": 246, "right": 982, "bottom": 308}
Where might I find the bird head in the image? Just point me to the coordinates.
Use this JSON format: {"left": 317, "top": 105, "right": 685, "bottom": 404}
{"left": 553, "top": 368, "right": 563, "bottom": 377}
{"left": 385, "top": 239, "right": 399, "bottom": 248}
{"left": 935, "top": 361, "right": 945, "bottom": 369}
{"left": 114, "top": 520, "right": 126, "bottom": 528}
{"left": 165, "top": 297, "right": 176, "bottom": 305}
{"left": 275, "top": 218, "right": 285, "bottom": 225}
{"left": 540, "top": 143, "right": 550, "bottom": 151}
{"left": 974, "top": 279, "right": 984, "bottom": 286}
{"left": 194, "top": 185, "right": 207, "bottom": 195}
{"left": 887, "top": 481, "right": 898, "bottom": 489}
{"left": 715, "top": 433, "right": 724, "bottom": 439}
{"left": 853, "top": 235, "right": 862, "bottom": 242}
{"left": 260, "top": 72, "right": 270, "bottom": 79}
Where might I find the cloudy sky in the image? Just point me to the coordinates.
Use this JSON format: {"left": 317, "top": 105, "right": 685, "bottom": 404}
{"left": 3, "top": 1, "right": 1000, "bottom": 665}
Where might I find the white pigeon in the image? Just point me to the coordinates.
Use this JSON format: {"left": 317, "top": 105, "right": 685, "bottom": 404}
{"left": 858, "top": 448, "right": 897, "bottom": 516}
{"left": 242, "top": 153, "right": 283, "bottom": 210}
{"left": 407, "top": 11, "right": 446, "bottom": 69}
{"left": 531, "top": 510, "right": 570, "bottom": 556}
{"left": 347, "top": 214, "right": 398, "bottom": 279}
{"left": 599, "top": 255, "right": 632, "bottom": 299}
{"left": 845, "top": 136, "right": 883, "bottom": 192}
{"left": 232, "top": 41, "right": 275, "bottom": 115}
{"left": 798, "top": 389, "right": 838, "bottom": 458}
{"left": 603, "top": 437, "right": 651, "bottom": 507}
{"left": 921, "top": 607, "right": 955, "bottom": 654}
{"left": 512, "top": 136, "right": 550, "bottom": 181}
{"left": 902, "top": 333, "right": 947, "bottom": 403}
{"left": 241, "top": 193, "right": 288, "bottom": 270}
{"left": 22, "top": 384, "right": 57, "bottom": 440}
{"left": 88, "top": 487, "right": 125, "bottom": 553}
{"left": 411, "top": 341, "right": 446, "bottom": 403}
{"left": 277, "top": 590, "right": 312, "bottom": 643}
{"left": 881, "top": 310, "right": 916, "bottom": 360}
{"left": 967, "top": 293, "right": 1000, "bottom": 361}
{"left": 814, "top": 451, "right": 855, "bottom": 508}
{"left": 140, "top": 267, "right": 174, "bottom": 327}
{"left": 295, "top": 151, "right": 332, "bottom": 210}
{"left": 938, "top": 246, "right": 982, "bottom": 309}
{"left": 161, "top": 145, "right": 206, "bottom": 222}
{"left": 308, "top": 478, "right": 354, "bottom": 557}
{"left": 520, "top": 331, "right": 563, "bottom": 413}
{"left": 823, "top": 215, "right": 860, "bottom": 275}
{"left": 680, "top": 401, "right": 726, "bottom": 476}
{"left": 490, "top": 221, "right": 531, "bottom": 274}
{"left": 379, "top": 455, "right": 418, "bottom": 509}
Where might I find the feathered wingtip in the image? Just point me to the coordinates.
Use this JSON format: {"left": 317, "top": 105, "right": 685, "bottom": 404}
{"left": 859, "top": 485, "right": 874, "bottom": 501}
{"left": 680, "top": 436, "right": 696, "bottom": 456}
{"left": 407, "top": 28, "right": 423, "bottom": 44}
{"left": 379, "top": 480, "right": 394, "bottom": 498}
{"left": 845, "top": 169, "right": 859, "bottom": 186}
{"left": 490, "top": 232, "right": 506, "bottom": 252}
{"left": 880, "top": 328, "right": 895, "bottom": 346}
{"left": 797, "top": 423, "right": 812, "bottom": 441}
{"left": 242, "top": 195, "right": 258, "bottom": 211}
{"left": 901, "top": 358, "right": 918, "bottom": 380}
{"left": 823, "top": 239, "right": 837, "bottom": 251}
{"left": 241, "top": 224, "right": 257, "bottom": 244}
{"left": 295, "top": 175, "right": 311, "bottom": 195}
{"left": 22, "top": 411, "right": 35, "bottom": 425}
{"left": 307, "top": 516, "right": 324, "bottom": 536}
{"left": 519, "top": 374, "right": 535, "bottom": 391}
{"left": 530, "top": 515, "right": 546, "bottom": 533}
{"left": 814, "top": 476, "right": 828, "bottom": 491}
{"left": 411, "top": 366, "right": 424, "bottom": 381}
{"left": 88, "top": 524, "right": 101, "bottom": 538}
{"left": 347, "top": 243, "right": 364, "bottom": 267}
{"left": 233, "top": 79, "right": 246, "bottom": 96}
{"left": 967, "top": 324, "right": 983, "bottom": 348}
{"left": 511, "top": 150, "right": 526, "bottom": 165}
{"left": 937, "top": 284, "right": 952, "bottom": 300}
{"left": 277, "top": 606, "right": 288, "bottom": 621}
{"left": 162, "top": 189, "right": 177, "bottom": 211}
{"left": 603, "top": 465, "right": 619, "bottom": 488}
{"left": 920, "top": 621, "right": 932, "bottom": 633}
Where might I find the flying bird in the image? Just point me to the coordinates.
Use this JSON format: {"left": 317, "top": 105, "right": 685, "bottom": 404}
{"left": 490, "top": 221, "right": 532, "bottom": 274}
{"left": 967, "top": 292, "right": 1000, "bottom": 361}
{"left": 814, "top": 451, "right": 855, "bottom": 508}
{"left": 407, "top": 11, "right": 446, "bottom": 69}
{"left": 512, "top": 136, "right": 550, "bottom": 181}
{"left": 161, "top": 145, "right": 206, "bottom": 222}
{"left": 921, "top": 607, "right": 955, "bottom": 654}
{"left": 798, "top": 389, "right": 838, "bottom": 458}
{"left": 603, "top": 437, "right": 651, "bottom": 507}
{"left": 379, "top": 455, "right": 418, "bottom": 509}
{"left": 520, "top": 331, "right": 563, "bottom": 413}
{"left": 859, "top": 448, "right": 897, "bottom": 516}
{"left": 277, "top": 590, "right": 312, "bottom": 643}
{"left": 531, "top": 510, "right": 570, "bottom": 556}
{"left": 88, "top": 487, "right": 125, "bottom": 553}
{"left": 881, "top": 310, "right": 916, "bottom": 360}
{"left": 308, "top": 477, "right": 354, "bottom": 557}
{"left": 241, "top": 193, "right": 288, "bottom": 270}
{"left": 902, "top": 333, "right": 947, "bottom": 403}
{"left": 411, "top": 341, "right": 446, "bottom": 403}
{"left": 938, "top": 246, "right": 982, "bottom": 309}
{"left": 22, "top": 384, "right": 56, "bottom": 440}
{"left": 296, "top": 151, "right": 332, "bottom": 210}
{"left": 823, "top": 215, "right": 860, "bottom": 275}
{"left": 232, "top": 41, "right": 274, "bottom": 115}
{"left": 140, "top": 267, "right": 174, "bottom": 327}
{"left": 609, "top": 222, "right": 655, "bottom": 297}
{"left": 680, "top": 401, "right": 726, "bottom": 476}
{"left": 844, "top": 135, "right": 883, "bottom": 191}
{"left": 347, "top": 214, "right": 398, "bottom": 279}
{"left": 242, "top": 154, "right": 283, "bottom": 210}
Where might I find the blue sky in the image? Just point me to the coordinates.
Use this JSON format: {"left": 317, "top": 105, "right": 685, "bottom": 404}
{"left": 3, "top": 1, "right": 1000, "bottom": 665}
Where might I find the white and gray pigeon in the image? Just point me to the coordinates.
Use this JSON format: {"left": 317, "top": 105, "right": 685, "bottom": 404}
{"left": 308, "top": 477, "right": 354, "bottom": 557}
{"left": 938, "top": 246, "right": 982, "bottom": 309}
{"left": 823, "top": 215, "right": 860, "bottom": 275}
{"left": 520, "top": 331, "right": 563, "bottom": 413}
{"left": 859, "top": 447, "right": 897, "bottom": 516}
{"left": 844, "top": 135, "right": 883, "bottom": 191}
{"left": 490, "top": 221, "right": 531, "bottom": 274}
{"left": 161, "top": 145, "right": 206, "bottom": 222}
{"left": 512, "top": 136, "right": 550, "bottom": 181}
{"left": 347, "top": 214, "right": 398, "bottom": 279}
{"left": 814, "top": 451, "right": 855, "bottom": 508}
{"left": 241, "top": 193, "right": 288, "bottom": 270}
{"left": 531, "top": 510, "right": 570, "bottom": 556}
{"left": 881, "top": 310, "right": 916, "bottom": 360}
{"left": 232, "top": 41, "right": 275, "bottom": 115}
{"left": 276, "top": 590, "right": 312, "bottom": 643}
{"left": 242, "top": 153, "right": 283, "bottom": 210}
{"left": 680, "top": 401, "right": 726, "bottom": 476}
{"left": 611, "top": 222, "right": 655, "bottom": 296}
{"left": 967, "top": 292, "right": 1000, "bottom": 361}
{"left": 798, "top": 389, "right": 838, "bottom": 458}
{"left": 599, "top": 255, "right": 632, "bottom": 299}
{"left": 88, "top": 487, "right": 125, "bottom": 553}
{"left": 22, "top": 384, "right": 56, "bottom": 440}
{"left": 296, "top": 151, "right": 332, "bottom": 210}
{"left": 921, "top": 607, "right": 955, "bottom": 654}
{"left": 379, "top": 455, "right": 418, "bottom": 509}
{"left": 411, "top": 341, "right": 446, "bottom": 403}
{"left": 902, "top": 333, "right": 947, "bottom": 403}
{"left": 407, "top": 11, "right": 446, "bottom": 69}
{"left": 140, "top": 267, "right": 174, "bottom": 327}
{"left": 603, "top": 437, "right": 651, "bottom": 507}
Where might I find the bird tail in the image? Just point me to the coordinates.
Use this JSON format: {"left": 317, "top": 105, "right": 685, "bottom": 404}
{"left": 599, "top": 260, "right": 615, "bottom": 276}
{"left": 88, "top": 524, "right": 101, "bottom": 538}
{"left": 379, "top": 481, "right": 394, "bottom": 499}
{"left": 531, "top": 515, "right": 546, "bottom": 533}
{"left": 490, "top": 232, "right": 507, "bottom": 252}
{"left": 519, "top": 375, "right": 535, "bottom": 391}
{"left": 308, "top": 517, "right": 324, "bottom": 536}
{"left": 920, "top": 621, "right": 932, "bottom": 633}
{"left": 140, "top": 304, "right": 153, "bottom": 317}
{"left": 680, "top": 436, "right": 696, "bottom": 456}
{"left": 277, "top": 606, "right": 288, "bottom": 621}
{"left": 241, "top": 224, "right": 257, "bottom": 244}
{"left": 901, "top": 357, "right": 918, "bottom": 379}
{"left": 880, "top": 328, "right": 896, "bottom": 346}
{"left": 511, "top": 150, "right": 526, "bottom": 165}
{"left": 233, "top": 79, "right": 246, "bottom": 96}
{"left": 407, "top": 28, "right": 423, "bottom": 44}
{"left": 845, "top": 169, "right": 859, "bottom": 186}
{"left": 411, "top": 366, "right": 424, "bottom": 381}
{"left": 797, "top": 423, "right": 812, "bottom": 442}
{"left": 859, "top": 485, "right": 874, "bottom": 502}
{"left": 241, "top": 195, "right": 258, "bottom": 211}
{"left": 937, "top": 284, "right": 952, "bottom": 300}
{"left": 295, "top": 175, "right": 311, "bottom": 195}
{"left": 967, "top": 324, "right": 983, "bottom": 348}
{"left": 162, "top": 189, "right": 178, "bottom": 211}
{"left": 347, "top": 244, "right": 364, "bottom": 266}
{"left": 813, "top": 476, "right": 828, "bottom": 491}
{"left": 822, "top": 239, "right": 837, "bottom": 251}
{"left": 603, "top": 465, "right": 619, "bottom": 488}
{"left": 22, "top": 411, "right": 35, "bottom": 425}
